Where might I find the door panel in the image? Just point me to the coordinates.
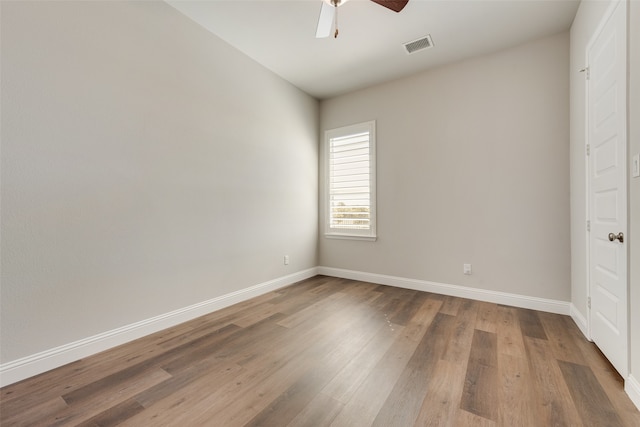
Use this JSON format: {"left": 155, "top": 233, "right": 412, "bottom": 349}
{"left": 594, "top": 190, "right": 618, "bottom": 220}
{"left": 594, "top": 137, "right": 617, "bottom": 176}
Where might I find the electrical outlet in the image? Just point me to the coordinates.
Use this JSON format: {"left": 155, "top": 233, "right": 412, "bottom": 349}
{"left": 284, "top": 255, "right": 289, "bottom": 265}
{"left": 463, "top": 264, "right": 472, "bottom": 275}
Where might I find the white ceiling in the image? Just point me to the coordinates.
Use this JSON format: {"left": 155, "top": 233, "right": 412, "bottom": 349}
{"left": 166, "top": 0, "right": 580, "bottom": 99}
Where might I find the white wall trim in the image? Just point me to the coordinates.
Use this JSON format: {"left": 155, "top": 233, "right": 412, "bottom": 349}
{"left": 569, "top": 303, "right": 590, "bottom": 340}
{"left": 318, "top": 267, "right": 571, "bottom": 315}
{"left": 625, "top": 374, "right": 640, "bottom": 411}
{"left": 0, "top": 267, "right": 318, "bottom": 387}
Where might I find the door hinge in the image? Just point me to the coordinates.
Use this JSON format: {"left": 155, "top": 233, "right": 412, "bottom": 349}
{"left": 586, "top": 144, "right": 590, "bottom": 156}
{"left": 588, "top": 297, "right": 591, "bottom": 309}
{"left": 580, "top": 66, "right": 590, "bottom": 80}
{"left": 587, "top": 220, "right": 591, "bottom": 232}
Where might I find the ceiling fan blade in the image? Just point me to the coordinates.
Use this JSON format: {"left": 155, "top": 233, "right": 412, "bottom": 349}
{"left": 316, "top": 2, "right": 335, "bottom": 38}
{"left": 370, "top": 0, "right": 409, "bottom": 13}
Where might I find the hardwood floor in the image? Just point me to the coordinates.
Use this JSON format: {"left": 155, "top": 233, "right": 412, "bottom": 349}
{"left": 1, "top": 276, "right": 639, "bottom": 426}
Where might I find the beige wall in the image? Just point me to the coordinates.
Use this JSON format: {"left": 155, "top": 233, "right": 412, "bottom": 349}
{"left": 320, "top": 32, "right": 571, "bottom": 302}
{"left": 0, "top": 1, "right": 319, "bottom": 363}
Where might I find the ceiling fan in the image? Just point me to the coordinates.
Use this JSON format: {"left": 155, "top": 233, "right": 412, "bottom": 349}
{"left": 316, "top": 0, "right": 409, "bottom": 39}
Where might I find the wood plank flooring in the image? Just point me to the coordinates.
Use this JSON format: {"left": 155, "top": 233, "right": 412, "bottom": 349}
{"left": 1, "top": 275, "right": 639, "bottom": 426}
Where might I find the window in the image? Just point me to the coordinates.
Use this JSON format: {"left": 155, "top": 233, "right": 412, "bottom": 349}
{"left": 324, "top": 121, "right": 376, "bottom": 240}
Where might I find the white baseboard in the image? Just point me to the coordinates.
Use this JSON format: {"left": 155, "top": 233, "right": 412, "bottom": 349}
{"left": 317, "top": 266, "right": 570, "bottom": 315}
{"left": 569, "top": 303, "right": 590, "bottom": 340}
{"left": 0, "top": 266, "right": 578, "bottom": 387}
{"left": 626, "top": 375, "right": 640, "bottom": 412}
{"left": 0, "top": 267, "right": 318, "bottom": 387}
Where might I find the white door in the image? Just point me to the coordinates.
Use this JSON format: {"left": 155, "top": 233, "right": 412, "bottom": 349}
{"left": 587, "top": 0, "right": 628, "bottom": 378}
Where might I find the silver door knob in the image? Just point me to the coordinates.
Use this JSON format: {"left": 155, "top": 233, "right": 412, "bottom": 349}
{"left": 608, "top": 232, "right": 624, "bottom": 243}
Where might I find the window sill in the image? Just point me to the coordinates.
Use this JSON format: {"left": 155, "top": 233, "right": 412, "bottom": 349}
{"left": 324, "top": 233, "right": 377, "bottom": 242}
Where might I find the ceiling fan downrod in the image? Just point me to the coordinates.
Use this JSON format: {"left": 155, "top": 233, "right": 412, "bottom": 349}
{"left": 333, "top": 0, "right": 339, "bottom": 38}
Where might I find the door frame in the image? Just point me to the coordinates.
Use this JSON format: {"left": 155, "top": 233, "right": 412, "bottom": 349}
{"left": 584, "top": 0, "right": 629, "bottom": 377}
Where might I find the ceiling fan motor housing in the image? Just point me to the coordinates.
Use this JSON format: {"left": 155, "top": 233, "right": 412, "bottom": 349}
{"left": 324, "top": 0, "right": 347, "bottom": 6}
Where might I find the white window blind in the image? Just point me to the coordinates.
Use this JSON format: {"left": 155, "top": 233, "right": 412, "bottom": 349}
{"left": 324, "top": 121, "right": 376, "bottom": 240}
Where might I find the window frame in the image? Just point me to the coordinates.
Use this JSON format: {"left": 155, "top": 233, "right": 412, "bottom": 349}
{"left": 323, "top": 120, "right": 377, "bottom": 241}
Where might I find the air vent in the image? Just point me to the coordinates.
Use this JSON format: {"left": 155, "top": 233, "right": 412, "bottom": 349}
{"left": 403, "top": 35, "right": 434, "bottom": 54}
